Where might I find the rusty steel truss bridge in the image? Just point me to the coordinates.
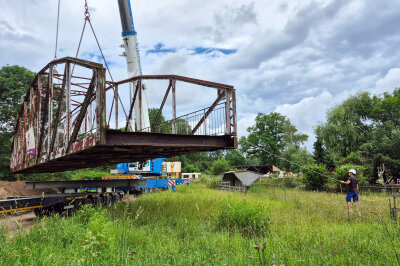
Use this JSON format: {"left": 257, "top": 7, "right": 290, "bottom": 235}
{"left": 10, "top": 57, "right": 237, "bottom": 174}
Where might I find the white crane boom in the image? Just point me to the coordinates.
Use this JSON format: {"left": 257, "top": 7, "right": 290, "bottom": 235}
{"left": 117, "top": 0, "right": 150, "bottom": 131}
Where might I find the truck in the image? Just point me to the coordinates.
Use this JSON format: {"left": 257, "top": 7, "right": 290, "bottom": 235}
{"left": 103, "top": 159, "right": 189, "bottom": 194}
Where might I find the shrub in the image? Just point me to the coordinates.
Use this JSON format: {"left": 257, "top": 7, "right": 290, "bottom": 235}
{"left": 217, "top": 200, "right": 269, "bottom": 236}
{"left": 182, "top": 163, "right": 200, "bottom": 173}
{"left": 71, "top": 169, "right": 110, "bottom": 180}
{"left": 301, "top": 164, "right": 329, "bottom": 191}
{"left": 210, "top": 157, "right": 230, "bottom": 175}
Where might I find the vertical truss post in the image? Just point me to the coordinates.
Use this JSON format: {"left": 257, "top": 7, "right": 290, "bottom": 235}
{"left": 35, "top": 76, "right": 42, "bottom": 160}
{"left": 114, "top": 84, "right": 118, "bottom": 130}
{"left": 138, "top": 79, "right": 142, "bottom": 131}
{"left": 36, "top": 75, "right": 50, "bottom": 163}
{"left": 231, "top": 88, "right": 237, "bottom": 136}
{"left": 171, "top": 79, "right": 176, "bottom": 134}
{"left": 203, "top": 109, "right": 207, "bottom": 135}
{"left": 22, "top": 101, "right": 27, "bottom": 165}
{"left": 29, "top": 87, "right": 34, "bottom": 128}
{"left": 65, "top": 63, "right": 71, "bottom": 148}
{"left": 96, "top": 68, "right": 106, "bottom": 144}
{"left": 47, "top": 65, "right": 54, "bottom": 153}
{"left": 49, "top": 66, "right": 67, "bottom": 155}
{"left": 225, "top": 89, "right": 231, "bottom": 134}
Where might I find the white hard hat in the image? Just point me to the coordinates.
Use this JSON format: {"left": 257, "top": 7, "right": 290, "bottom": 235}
{"left": 348, "top": 169, "right": 356, "bottom": 175}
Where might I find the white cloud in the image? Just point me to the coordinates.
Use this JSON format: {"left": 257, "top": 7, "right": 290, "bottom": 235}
{"left": 2, "top": 0, "right": 400, "bottom": 155}
{"left": 373, "top": 68, "right": 400, "bottom": 95}
{"left": 237, "top": 113, "right": 257, "bottom": 138}
{"left": 275, "top": 91, "right": 334, "bottom": 150}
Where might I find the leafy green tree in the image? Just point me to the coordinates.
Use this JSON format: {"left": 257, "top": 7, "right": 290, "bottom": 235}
{"left": 281, "top": 145, "right": 314, "bottom": 173}
{"left": 0, "top": 65, "right": 35, "bottom": 132}
{"left": 316, "top": 89, "right": 400, "bottom": 182}
{"left": 241, "top": 112, "right": 308, "bottom": 165}
{"left": 316, "top": 92, "right": 373, "bottom": 160}
{"left": 225, "top": 149, "right": 246, "bottom": 167}
{"left": 148, "top": 108, "right": 166, "bottom": 126}
{"left": 181, "top": 164, "right": 200, "bottom": 173}
{"left": 210, "top": 157, "right": 230, "bottom": 175}
{"left": 0, "top": 65, "right": 35, "bottom": 180}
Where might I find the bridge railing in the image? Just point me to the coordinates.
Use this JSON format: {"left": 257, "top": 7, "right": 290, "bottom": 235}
{"left": 113, "top": 75, "right": 237, "bottom": 136}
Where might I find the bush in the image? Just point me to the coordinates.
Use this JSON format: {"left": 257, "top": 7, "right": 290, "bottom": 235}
{"left": 182, "top": 163, "right": 200, "bottom": 173}
{"left": 302, "top": 164, "right": 329, "bottom": 190}
{"left": 333, "top": 165, "right": 368, "bottom": 189}
{"left": 217, "top": 200, "right": 269, "bottom": 236}
{"left": 71, "top": 168, "right": 110, "bottom": 180}
{"left": 254, "top": 177, "right": 303, "bottom": 189}
{"left": 210, "top": 157, "right": 230, "bottom": 175}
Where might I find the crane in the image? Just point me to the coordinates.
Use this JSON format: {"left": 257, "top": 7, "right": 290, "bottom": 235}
{"left": 117, "top": 0, "right": 150, "bottom": 131}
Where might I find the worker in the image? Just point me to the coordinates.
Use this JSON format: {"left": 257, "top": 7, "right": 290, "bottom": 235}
{"left": 339, "top": 169, "right": 359, "bottom": 215}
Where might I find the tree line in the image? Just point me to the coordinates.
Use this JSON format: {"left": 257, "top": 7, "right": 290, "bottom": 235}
{"left": 1, "top": 65, "right": 399, "bottom": 184}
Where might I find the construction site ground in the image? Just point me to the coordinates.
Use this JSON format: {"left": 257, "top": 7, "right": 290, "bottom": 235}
{"left": 0, "top": 181, "right": 53, "bottom": 200}
{"left": 0, "top": 181, "right": 53, "bottom": 233}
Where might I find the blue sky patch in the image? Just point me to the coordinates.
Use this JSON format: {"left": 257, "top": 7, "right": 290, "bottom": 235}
{"left": 191, "top": 47, "right": 237, "bottom": 55}
{"left": 146, "top": 43, "right": 176, "bottom": 55}
{"left": 146, "top": 43, "right": 237, "bottom": 56}
{"left": 80, "top": 52, "right": 115, "bottom": 67}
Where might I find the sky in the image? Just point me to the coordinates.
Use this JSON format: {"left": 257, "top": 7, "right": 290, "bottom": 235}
{"left": 1, "top": 0, "right": 400, "bottom": 150}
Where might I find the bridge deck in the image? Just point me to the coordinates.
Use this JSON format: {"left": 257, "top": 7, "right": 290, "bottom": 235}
{"left": 14, "top": 131, "right": 236, "bottom": 173}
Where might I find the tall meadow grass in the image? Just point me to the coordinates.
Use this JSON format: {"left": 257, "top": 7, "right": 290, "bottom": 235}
{"left": 0, "top": 184, "right": 398, "bottom": 265}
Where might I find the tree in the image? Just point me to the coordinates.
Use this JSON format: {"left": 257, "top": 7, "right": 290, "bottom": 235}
{"left": 210, "top": 157, "right": 230, "bottom": 175}
{"left": 241, "top": 112, "right": 308, "bottom": 165}
{"left": 0, "top": 65, "right": 35, "bottom": 133}
{"left": 313, "top": 134, "right": 335, "bottom": 170}
{"left": 281, "top": 145, "right": 314, "bottom": 173}
{"left": 317, "top": 89, "right": 400, "bottom": 183}
{"left": 316, "top": 92, "right": 373, "bottom": 160}
{"left": 0, "top": 65, "right": 35, "bottom": 180}
{"left": 225, "top": 149, "right": 246, "bottom": 167}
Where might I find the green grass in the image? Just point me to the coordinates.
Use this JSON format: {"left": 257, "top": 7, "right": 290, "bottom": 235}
{"left": 0, "top": 185, "right": 399, "bottom": 265}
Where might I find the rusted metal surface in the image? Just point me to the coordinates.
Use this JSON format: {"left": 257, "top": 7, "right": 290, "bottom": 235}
{"left": 11, "top": 57, "right": 237, "bottom": 174}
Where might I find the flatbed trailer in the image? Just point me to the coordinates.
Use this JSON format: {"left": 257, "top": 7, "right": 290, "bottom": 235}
{"left": 0, "top": 179, "right": 146, "bottom": 216}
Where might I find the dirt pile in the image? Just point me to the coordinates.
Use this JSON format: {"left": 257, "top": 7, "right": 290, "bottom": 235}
{"left": 0, "top": 181, "right": 54, "bottom": 200}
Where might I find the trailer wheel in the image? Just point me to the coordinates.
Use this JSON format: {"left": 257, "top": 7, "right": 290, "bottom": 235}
{"left": 34, "top": 207, "right": 52, "bottom": 217}
{"left": 95, "top": 197, "right": 104, "bottom": 206}
{"left": 105, "top": 195, "right": 113, "bottom": 207}
{"left": 115, "top": 194, "right": 121, "bottom": 202}
{"left": 83, "top": 198, "right": 92, "bottom": 206}
{"left": 34, "top": 208, "right": 44, "bottom": 217}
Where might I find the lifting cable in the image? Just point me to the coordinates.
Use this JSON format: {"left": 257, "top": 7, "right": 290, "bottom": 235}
{"left": 72, "top": 0, "right": 128, "bottom": 120}
{"left": 54, "top": 0, "right": 61, "bottom": 60}
{"left": 242, "top": 139, "right": 337, "bottom": 181}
